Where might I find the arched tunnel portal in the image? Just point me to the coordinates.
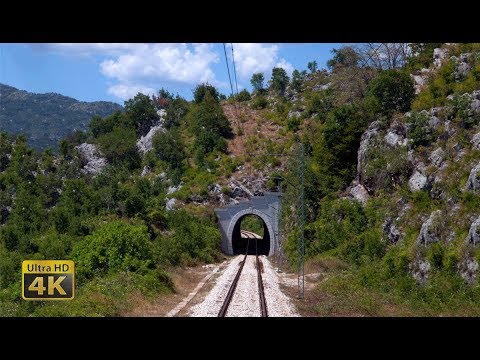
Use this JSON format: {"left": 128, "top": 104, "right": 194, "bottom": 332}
{"left": 215, "top": 192, "right": 280, "bottom": 257}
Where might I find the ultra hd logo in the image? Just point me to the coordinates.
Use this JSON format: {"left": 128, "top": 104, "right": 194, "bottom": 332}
{"left": 22, "top": 260, "right": 75, "bottom": 300}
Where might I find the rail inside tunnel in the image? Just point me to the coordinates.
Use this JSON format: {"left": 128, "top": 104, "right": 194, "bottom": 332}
{"left": 232, "top": 214, "right": 270, "bottom": 255}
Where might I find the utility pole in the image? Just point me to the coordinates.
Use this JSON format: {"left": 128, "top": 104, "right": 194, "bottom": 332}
{"left": 297, "top": 143, "right": 305, "bottom": 299}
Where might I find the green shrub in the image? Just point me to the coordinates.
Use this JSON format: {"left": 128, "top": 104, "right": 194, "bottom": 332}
{"left": 367, "top": 69, "right": 415, "bottom": 115}
{"left": 251, "top": 96, "right": 268, "bottom": 109}
{"left": 287, "top": 116, "right": 300, "bottom": 132}
{"left": 193, "top": 83, "right": 220, "bottom": 103}
{"left": 408, "top": 111, "right": 435, "bottom": 149}
{"left": 427, "top": 243, "right": 445, "bottom": 270}
{"left": 96, "top": 126, "right": 140, "bottom": 168}
{"left": 236, "top": 89, "right": 251, "bottom": 102}
{"left": 72, "top": 221, "right": 154, "bottom": 280}
{"left": 152, "top": 129, "right": 186, "bottom": 170}
{"left": 339, "top": 228, "right": 385, "bottom": 265}
{"left": 154, "top": 210, "right": 221, "bottom": 266}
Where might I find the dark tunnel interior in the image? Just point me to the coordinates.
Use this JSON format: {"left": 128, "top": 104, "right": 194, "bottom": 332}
{"left": 232, "top": 214, "right": 270, "bottom": 255}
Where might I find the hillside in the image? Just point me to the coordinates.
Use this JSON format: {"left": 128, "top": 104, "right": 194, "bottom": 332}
{"left": 0, "top": 83, "right": 123, "bottom": 150}
{"left": 3, "top": 43, "right": 480, "bottom": 317}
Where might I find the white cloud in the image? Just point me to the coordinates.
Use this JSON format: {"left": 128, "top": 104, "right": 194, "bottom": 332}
{"left": 231, "top": 43, "right": 279, "bottom": 79}
{"left": 230, "top": 43, "right": 294, "bottom": 85}
{"left": 36, "top": 43, "right": 221, "bottom": 100}
{"left": 31, "top": 43, "right": 295, "bottom": 100}
{"left": 107, "top": 84, "right": 155, "bottom": 100}
{"left": 100, "top": 43, "right": 218, "bottom": 85}
{"left": 275, "top": 58, "right": 294, "bottom": 76}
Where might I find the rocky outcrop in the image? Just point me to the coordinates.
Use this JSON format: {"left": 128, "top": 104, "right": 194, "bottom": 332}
{"left": 459, "top": 257, "right": 479, "bottom": 284}
{"left": 348, "top": 182, "right": 369, "bottom": 205}
{"left": 451, "top": 53, "right": 472, "bottom": 81}
{"left": 167, "top": 183, "right": 183, "bottom": 195}
{"left": 409, "top": 257, "right": 431, "bottom": 284}
{"left": 357, "top": 121, "right": 380, "bottom": 183}
{"left": 165, "top": 198, "right": 177, "bottom": 211}
{"left": 429, "top": 147, "right": 445, "bottom": 167}
{"left": 409, "top": 170, "right": 428, "bottom": 192}
{"left": 465, "top": 163, "right": 480, "bottom": 191}
{"left": 417, "top": 210, "right": 443, "bottom": 246}
{"left": 75, "top": 143, "right": 107, "bottom": 175}
{"left": 433, "top": 48, "right": 448, "bottom": 68}
{"left": 384, "top": 121, "right": 407, "bottom": 147}
{"left": 466, "top": 216, "right": 480, "bottom": 245}
{"left": 136, "top": 109, "right": 166, "bottom": 155}
{"left": 412, "top": 68, "right": 432, "bottom": 94}
{"left": 473, "top": 132, "right": 480, "bottom": 150}
{"left": 383, "top": 217, "right": 402, "bottom": 243}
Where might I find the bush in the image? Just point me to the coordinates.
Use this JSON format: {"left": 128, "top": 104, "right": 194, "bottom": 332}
{"left": 152, "top": 129, "right": 186, "bottom": 170}
{"left": 449, "top": 93, "right": 480, "bottom": 129}
{"left": 339, "top": 228, "right": 385, "bottom": 265}
{"left": 407, "top": 111, "right": 435, "bottom": 149}
{"left": 96, "top": 126, "right": 140, "bottom": 168}
{"left": 367, "top": 69, "right": 415, "bottom": 115}
{"left": 287, "top": 116, "right": 300, "bottom": 132}
{"left": 72, "top": 221, "right": 154, "bottom": 280}
{"left": 251, "top": 96, "right": 268, "bottom": 109}
{"left": 154, "top": 210, "right": 221, "bottom": 266}
{"left": 193, "top": 83, "right": 220, "bottom": 103}
{"left": 236, "top": 89, "right": 251, "bottom": 102}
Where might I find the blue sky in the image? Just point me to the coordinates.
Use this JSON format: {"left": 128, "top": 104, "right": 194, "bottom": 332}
{"left": 0, "top": 43, "right": 341, "bottom": 105}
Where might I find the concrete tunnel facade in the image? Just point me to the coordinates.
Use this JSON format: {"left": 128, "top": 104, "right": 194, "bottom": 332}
{"left": 215, "top": 192, "right": 281, "bottom": 256}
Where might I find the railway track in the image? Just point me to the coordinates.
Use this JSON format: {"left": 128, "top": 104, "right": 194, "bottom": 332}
{"left": 218, "top": 230, "right": 268, "bottom": 317}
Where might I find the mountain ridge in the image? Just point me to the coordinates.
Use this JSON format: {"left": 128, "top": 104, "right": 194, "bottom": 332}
{"left": 0, "top": 83, "right": 123, "bottom": 150}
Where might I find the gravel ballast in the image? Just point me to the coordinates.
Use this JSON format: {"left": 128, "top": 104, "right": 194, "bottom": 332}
{"left": 189, "top": 255, "right": 298, "bottom": 317}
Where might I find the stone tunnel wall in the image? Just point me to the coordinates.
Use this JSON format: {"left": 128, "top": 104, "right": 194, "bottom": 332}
{"left": 215, "top": 192, "right": 280, "bottom": 256}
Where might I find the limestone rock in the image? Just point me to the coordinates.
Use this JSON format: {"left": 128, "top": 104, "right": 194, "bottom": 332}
{"left": 465, "top": 163, "right": 480, "bottom": 191}
{"left": 348, "top": 183, "right": 369, "bottom": 205}
{"left": 357, "top": 121, "right": 380, "bottom": 182}
{"left": 433, "top": 48, "right": 448, "bottom": 68}
{"left": 429, "top": 147, "right": 445, "bottom": 167}
{"left": 75, "top": 143, "right": 107, "bottom": 175}
{"left": 167, "top": 183, "right": 183, "bottom": 195}
{"left": 471, "top": 132, "right": 480, "bottom": 150}
{"left": 409, "top": 257, "right": 431, "bottom": 284}
{"left": 417, "top": 210, "right": 442, "bottom": 246}
{"left": 466, "top": 216, "right": 480, "bottom": 246}
{"left": 459, "top": 257, "right": 479, "bottom": 284}
{"left": 383, "top": 218, "right": 402, "bottom": 243}
{"left": 136, "top": 109, "right": 166, "bottom": 155}
{"left": 165, "top": 198, "right": 177, "bottom": 211}
{"left": 409, "top": 170, "right": 428, "bottom": 192}
{"left": 140, "top": 166, "right": 151, "bottom": 177}
{"left": 453, "top": 53, "right": 472, "bottom": 81}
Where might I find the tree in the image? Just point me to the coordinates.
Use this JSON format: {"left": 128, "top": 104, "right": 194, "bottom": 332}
{"left": 88, "top": 110, "right": 122, "bottom": 138}
{"left": 291, "top": 70, "right": 305, "bottom": 93}
{"left": 187, "top": 91, "right": 233, "bottom": 165}
{"left": 124, "top": 93, "right": 159, "bottom": 137}
{"left": 367, "top": 69, "right": 415, "bottom": 115}
{"left": 327, "top": 46, "right": 361, "bottom": 70}
{"left": 193, "top": 83, "right": 220, "bottom": 103}
{"left": 307, "top": 61, "right": 317, "bottom": 73}
{"left": 236, "top": 89, "right": 251, "bottom": 102}
{"left": 96, "top": 126, "right": 140, "bottom": 168}
{"left": 164, "top": 96, "right": 189, "bottom": 129}
{"left": 358, "top": 43, "right": 411, "bottom": 70}
{"left": 269, "top": 67, "right": 290, "bottom": 97}
{"left": 250, "top": 72, "right": 265, "bottom": 93}
{"left": 73, "top": 221, "right": 153, "bottom": 279}
{"left": 152, "top": 128, "right": 186, "bottom": 170}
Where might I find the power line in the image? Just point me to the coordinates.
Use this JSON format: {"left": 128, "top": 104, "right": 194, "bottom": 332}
{"left": 230, "top": 43, "right": 239, "bottom": 96}
{"left": 223, "top": 43, "right": 234, "bottom": 97}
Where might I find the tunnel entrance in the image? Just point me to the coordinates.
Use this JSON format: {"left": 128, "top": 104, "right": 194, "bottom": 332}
{"left": 232, "top": 214, "right": 270, "bottom": 255}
